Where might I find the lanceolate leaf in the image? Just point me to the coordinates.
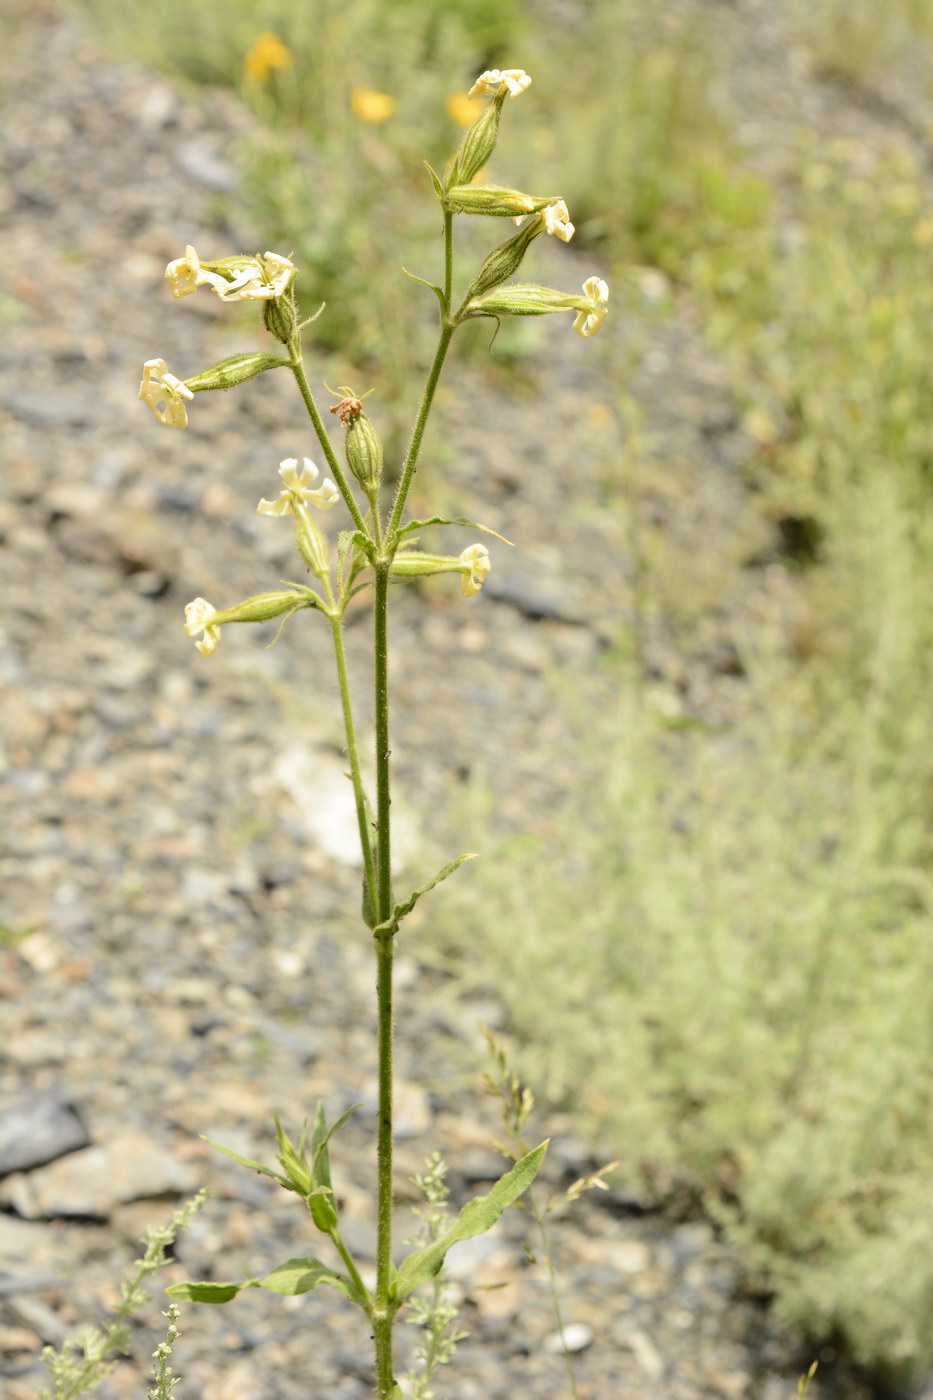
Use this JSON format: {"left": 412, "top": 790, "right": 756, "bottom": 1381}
{"left": 398, "top": 516, "right": 514, "bottom": 546}
{"left": 373, "top": 854, "right": 477, "bottom": 939}
{"left": 166, "top": 1257, "right": 361, "bottom": 1307}
{"left": 254, "top": 1256, "right": 360, "bottom": 1303}
{"left": 165, "top": 1280, "right": 241, "bottom": 1305}
{"left": 201, "top": 1136, "right": 292, "bottom": 1191}
{"left": 394, "top": 1141, "right": 548, "bottom": 1300}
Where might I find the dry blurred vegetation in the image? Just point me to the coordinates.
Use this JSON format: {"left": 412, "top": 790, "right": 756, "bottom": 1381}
{"left": 47, "top": 0, "right": 933, "bottom": 1380}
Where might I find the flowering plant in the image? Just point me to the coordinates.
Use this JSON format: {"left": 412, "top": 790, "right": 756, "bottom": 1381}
{"left": 135, "top": 66, "right": 607, "bottom": 1400}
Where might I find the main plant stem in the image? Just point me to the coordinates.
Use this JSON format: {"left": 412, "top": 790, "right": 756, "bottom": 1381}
{"left": 373, "top": 560, "right": 395, "bottom": 1398}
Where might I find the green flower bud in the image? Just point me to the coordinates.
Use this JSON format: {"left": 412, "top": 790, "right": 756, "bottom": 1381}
{"left": 184, "top": 352, "right": 287, "bottom": 393}
{"left": 308, "top": 1188, "right": 339, "bottom": 1235}
{"left": 445, "top": 184, "right": 560, "bottom": 218}
{"left": 446, "top": 90, "right": 504, "bottom": 189}
{"left": 464, "top": 221, "right": 541, "bottom": 299}
{"left": 329, "top": 388, "right": 383, "bottom": 492}
{"left": 263, "top": 284, "right": 299, "bottom": 343}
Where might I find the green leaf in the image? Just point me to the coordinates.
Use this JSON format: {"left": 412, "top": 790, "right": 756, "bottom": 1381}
{"left": 253, "top": 1256, "right": 358, "bottom": 1302}
{"left": 394, "top": 1141, "right": 548, "bottom": 1300}
{"left": 166, "top": 1257, "right": 362, "bottom": 1308}
{"left": 201, "top": 1136, "right": 293, "bottom": 1192}
{"left": 372, "top": 854, "right": 477, "bottom": 938}
{"left": 311, "top": 1102, "right": 361, "bottom": 1187}
{"left": 402, "top": 266, "right": 447, "bottom": 315}
{"left": 423, "top": 160, "right": 444, "bottom": 199}
{"left": 165, "top": 1280, "right": 242, "bottom": 1305}
{"left": 398, "top": 515, "right": 514, "bottom": 546}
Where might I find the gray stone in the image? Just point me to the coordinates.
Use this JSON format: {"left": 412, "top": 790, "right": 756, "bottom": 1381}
{"left": 0, "top": 1093, "right": 89, "bottom": 1176}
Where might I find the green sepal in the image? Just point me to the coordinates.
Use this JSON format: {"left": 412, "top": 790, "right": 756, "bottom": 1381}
{"left": 373, "top": 853, "right": 477, "bottom": 939}
{"left": 423, "top": 160, "right": 445, "bottom": 200}
{"left": 393, "top": 1142, "right": 548, "bottom": 1301}
{"left": 274, "top": 1115, "right": 312, "bottom": 1194}
{"left": 200, "top": 1136, "right": 293, "bottom": 1193}
{"left": 398, "top": 516, "right": 513, "bottom": 546}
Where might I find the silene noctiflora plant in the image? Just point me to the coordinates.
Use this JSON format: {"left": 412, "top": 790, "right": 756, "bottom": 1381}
{"left": 135, "top": 66, "right": 608, "bottom": 1400}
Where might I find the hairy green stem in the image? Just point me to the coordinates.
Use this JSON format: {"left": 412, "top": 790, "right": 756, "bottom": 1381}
{"left": 327, "top": 607, "right": 377, "bottom": 918}
{"left": 290, "top": 353, "right": 369, "bottom": 536}
{"left": 373, "top": 561, "right": 395, "bottom": 1398}
{"left": 387, "top": 213, "right": 455, "bottom": 541}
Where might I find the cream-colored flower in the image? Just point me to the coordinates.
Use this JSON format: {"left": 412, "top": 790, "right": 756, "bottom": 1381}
{"left": 184, "top": 598, "right": 221, "bottom": 656}
{"left": 164, "top": 245, "right": 228, "bottom": 299}
{"left": 212, "top": 251, "right": 297, "bottom": 302}
{"left": 138, "top": 358, "right": 194, "bottom": 428}
{"left": 257, "top": 458, "right": 340, "bottom": 516}
{"left": 543, "top": 199, "right": 575, "bottom": 242}
{"left": 468, "top": 68, "right": 532, "bottom": 100}
{"left": 513, "top": 198, "right": 575, "bottom": 241}
{"left": 572, "top": 276, "right": 609, "bottom": 338}
{"left": 459, "top": 543, "right": 491, "bottom": 597}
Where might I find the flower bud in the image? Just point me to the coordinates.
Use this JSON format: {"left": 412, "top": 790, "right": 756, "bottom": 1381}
{"left": 329, "top": 389, "right": 383, "bottom": 492}
{"left": 184, "top": 352, "right": 287, "bottom": 393}
{"left": 445, "top": 184, "right": 559, "bottom": 218}
{"left": 464, "top": 221, "right": 541, "bottom": 299}
{"left": 263, "top": 284, "right": 299, "bottom": 343}
{"left": 446, "top": 93, "right": 504, "bottom": 189}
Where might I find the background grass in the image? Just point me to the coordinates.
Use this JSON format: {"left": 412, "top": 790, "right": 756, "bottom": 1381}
{"left": 67, "top": 0, "right": 933, "bottom": 1381}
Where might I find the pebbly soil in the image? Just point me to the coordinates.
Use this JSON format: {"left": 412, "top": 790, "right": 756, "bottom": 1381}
{"left": 3, "top": 2, "right": 929, "bottom": 1398}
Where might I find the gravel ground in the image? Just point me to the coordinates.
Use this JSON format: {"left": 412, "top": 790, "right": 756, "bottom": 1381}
{"left": 3, "top": 2, "right": 925, "bottom": 1397}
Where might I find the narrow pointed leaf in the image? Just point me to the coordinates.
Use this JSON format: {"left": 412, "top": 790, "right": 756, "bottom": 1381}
{"left": 201, "top": 1136, "right": 292, "bottom": 1191}
{"left": 402, "top": 267, "right": 447, "bottom": 315}
{"left": 165, "top": 1280, "right": 243, "bottom": 1305}
{"left": 373, "top": 854, "right": 477, "bottom": 938}
{"left": 423, "top": 160, "right": 444, "bottom": 199}
{"left": 251, "top": 1256, "right": 358, "bottom": 1302}
{"left": 394, "top": 1141, "right": 548, "bottom": 1300}
{"left": 398, "top": 516, "right": 514, "bottom": 546}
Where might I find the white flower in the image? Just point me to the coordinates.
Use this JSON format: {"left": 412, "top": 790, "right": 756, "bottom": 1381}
{"left": 458, "top": 543, "right": 491, "bottom": 597}
{"left": 214, "top": 251, "right": 296, "bottom": 302}
{"left": 572, "top": 276, "right": 609, "bottom": 338}
{"left": 138, "top": 358, "right": 194, "bottom": 428}
{"left": 184, "top": 598, "right": 221, "bottom": 656}
{"left": 164, "top": 245, "right": 228, "bottom": 299}
{"left": 257, "top": 458, "right": 340, "bottom": 516}
{"left": 542, "top": 199, "right": 575, "bottom": 242}
{"left": 468, "top": 68, "right": 532, "bottom": 100}
{"left": 512, "top": 199, "right": 574, "bottom": 241}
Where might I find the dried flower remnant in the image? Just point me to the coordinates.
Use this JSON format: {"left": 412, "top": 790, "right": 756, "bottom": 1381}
{"left": 138, "top": 358, "right": 193, "bottom": 428}
{"left": 257, "top": 458, "right": 340, "bottom": 516}
{"left": 468, "top": 68, "right": 532, "bottom": 100}
{"left": 572, "top": 276, "right": 609, "bottom": 338}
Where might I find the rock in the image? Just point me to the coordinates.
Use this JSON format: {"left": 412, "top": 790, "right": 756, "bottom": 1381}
{"left": 0, "top": 1132, "right": 197, "bottom": 1219}
{"left": 542, "top": 1321, "right": 594, "bottom": 1354}
{"left": 0, "top": 1093, "right": 90, "bottom": 1175}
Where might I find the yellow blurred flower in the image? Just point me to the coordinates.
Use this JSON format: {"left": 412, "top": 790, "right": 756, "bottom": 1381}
{"left": 244, "top": 32, "right": 293, "bottom": 82}
{"left": 350, "top": 88, "right": 396, "bottom": 123}
{"left": 446, "top": 92, "right": 483, "bottom": 128}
